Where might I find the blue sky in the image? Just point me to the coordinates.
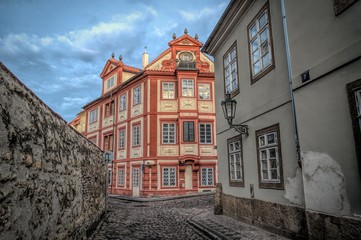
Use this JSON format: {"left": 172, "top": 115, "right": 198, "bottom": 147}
{"left": 0, "top": 0, "right": 227, "bottom": 122}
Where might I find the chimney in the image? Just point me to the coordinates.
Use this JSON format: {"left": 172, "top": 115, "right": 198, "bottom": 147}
{"left": 142, "top": 47, "right": 149, "bottom": 69}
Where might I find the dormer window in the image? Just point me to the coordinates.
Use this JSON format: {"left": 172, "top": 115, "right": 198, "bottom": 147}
{"left": 179, "top": 52, "right": 193, "bottom": 62}
{"left": 106, "top": 76, "right": 115, "bottom": 89}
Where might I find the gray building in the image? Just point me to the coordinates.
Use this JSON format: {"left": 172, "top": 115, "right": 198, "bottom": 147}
{"left": 203, "top": 0, "right": 361, "bottom": 238}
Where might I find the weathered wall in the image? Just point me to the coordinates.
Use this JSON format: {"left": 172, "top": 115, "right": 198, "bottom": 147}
{"left": 0, "top": 63, "right": 105, "bottom": 239}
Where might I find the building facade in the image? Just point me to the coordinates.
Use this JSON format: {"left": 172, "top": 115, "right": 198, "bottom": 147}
{"left": 203, "top": 0, "right": 361, "bottom": 239}
{"left": 82, "top": 31, "right": 217, "bottom": 197}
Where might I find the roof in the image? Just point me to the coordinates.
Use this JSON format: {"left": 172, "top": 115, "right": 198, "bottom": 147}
{"left": 202, "top": 0, "right": 252, "bottom": 55}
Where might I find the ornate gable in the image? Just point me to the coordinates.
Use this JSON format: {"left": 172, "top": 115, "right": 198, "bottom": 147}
{"left": 100, "top": 59, "right": 119, "bottom": 78}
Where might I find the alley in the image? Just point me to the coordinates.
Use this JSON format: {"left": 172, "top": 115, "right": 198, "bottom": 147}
{"left": 90, "top": 194, "right": 287, "bottom": 240}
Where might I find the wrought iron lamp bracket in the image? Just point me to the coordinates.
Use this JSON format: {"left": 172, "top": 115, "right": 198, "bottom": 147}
{"left": 231, "top": 124, "right": 249, "bottom": 136}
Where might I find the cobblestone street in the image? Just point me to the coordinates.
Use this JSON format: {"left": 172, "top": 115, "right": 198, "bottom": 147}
{"left": 90, "top": 194, "right": 287, "bottom": 240}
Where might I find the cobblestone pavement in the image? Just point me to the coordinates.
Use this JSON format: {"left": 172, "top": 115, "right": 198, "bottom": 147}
{"left": 90, "top": 194, "right": 288, "bottom": 240}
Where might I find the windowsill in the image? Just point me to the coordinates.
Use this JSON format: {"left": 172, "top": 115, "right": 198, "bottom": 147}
{"left": 251, "top": 64, "right": 275, "bottom": 85}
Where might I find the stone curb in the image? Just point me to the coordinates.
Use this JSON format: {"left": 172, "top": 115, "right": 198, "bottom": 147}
{"left": 187, "top": 214, "right": 224, "bottom": 240}
{"left": 109, "top": 192, "right": 215, "bottom": 202}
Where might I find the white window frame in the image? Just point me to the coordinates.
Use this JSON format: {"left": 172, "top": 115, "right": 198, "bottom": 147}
{"left": 162, "top": 123, "right": 176, "bottom": 144}
{"left": 162, "top": 167, "right": 176, "bottom": 187}
{"left": 89, "top": 109, "right": 98, "bottom": 124}
{"left": 198, "top": 83, "right": 210, "bottom": 100}
{"left": 258, "top": 131, "right": 280, "bottom": 182}
{"left": 107, "top": 76, "right": 115, "bottom": 89}
{"left": 223, "top": 45, "right": 238, "bottom": 94}
{"left": 133, "top": 86, "right": 141, "bottom": 105}
{"left": 201, "top": 167, "right": 214, "bottom": 186}
{"left": 133, "top": 125, "right": 140, "bottom": 146}
{"left": 229, "top": 138, "right": 243, "bottom": 182}
{"left": 119, "top": 94, "right": 126, "bottom": 111}
{"left": 248, "top": 6, "right": 273, "bottom": 78}
{"left": 118, "top": 129, "right": 125, "bottom": 149}
{"left": 199, "top": 123, "right": 212, "bottom": 144}
{"left": 117, "top": 168, "right": 124, "bottom": 186}
{"left": 162, "top": 82, "right": 175, "bottom": 99}
{"left": 182, "top": 79, "right": 194, "bottom": 97}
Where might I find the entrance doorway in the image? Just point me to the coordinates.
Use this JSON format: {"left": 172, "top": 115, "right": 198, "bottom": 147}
{"left": 185, "top": 165, "right": 192, "bottom": 190}
{"left": 132, "top": 168, "right": 140, "bottom": 197}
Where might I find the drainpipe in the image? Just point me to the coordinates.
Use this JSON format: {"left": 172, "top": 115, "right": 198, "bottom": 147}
{"left": 281, "top": 0, "right": 301, "bottom": 168}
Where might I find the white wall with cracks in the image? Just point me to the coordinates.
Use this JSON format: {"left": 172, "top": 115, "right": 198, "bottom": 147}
{"left": 302, "top": 151, "right": 350, "bottom": 216}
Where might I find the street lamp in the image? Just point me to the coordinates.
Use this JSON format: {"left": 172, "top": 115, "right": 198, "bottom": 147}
{"left": 221, "top": 93, "right": 248, "bottom": 136}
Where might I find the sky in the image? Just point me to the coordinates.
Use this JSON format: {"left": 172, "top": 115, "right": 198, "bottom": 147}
{"left": 0, "top": 0, "right": 228, "bottom": 122}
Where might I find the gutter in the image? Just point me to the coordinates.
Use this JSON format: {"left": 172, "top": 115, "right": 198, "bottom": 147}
{"left": 281, "top": 0, "right": 302, "bottom": 168}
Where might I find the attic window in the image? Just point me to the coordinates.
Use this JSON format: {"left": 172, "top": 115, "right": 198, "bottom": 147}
{"left": 179, "top": 52, "right": 193, "bottom": 62}
{"left": 107, "top": 76, "right": 115, "bottom": 89}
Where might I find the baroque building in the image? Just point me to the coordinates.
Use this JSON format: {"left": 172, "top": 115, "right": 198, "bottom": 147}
{"left": 203, "top": 0, "right": 361, "bottom": 239}
{"left": 81, "top": 30, "right": 217, "bottom": 197}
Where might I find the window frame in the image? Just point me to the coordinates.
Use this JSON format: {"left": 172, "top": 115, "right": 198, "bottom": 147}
{"left": 103, "top": 133, "right": 114, "bottom": 152}
{"left": 198, "top": 83, "right": 211, "bottom": 100}
{"left": 162, "top": 167, "right": 177, "bottom": 187}
{"left": 183, "top": 121, "right": 195, "bottom": 142}
{"left": 162, "top": 82, "right": 176, "bottom": 99}
{"left": 89, "top": 109, "right": 98, "bottom": 124}
{"left": 162, "top": 123, "right": 176, "bottom": 144}
{"left": 132, "top": 124, "right": 141, "bottom": 147}
{"left": 201, "top": 167, "right": 215, "bottom": 186}
{"left": 118, "top": 128, "right": 126, "bottom": 149}
{"left": 256, "top": 124, "right": 284, "bottom": 190}
{"left": 346, "top": 79, "right": 361, "bottom": 175}
{"left": 199, "top": 123, "right": 213, "bottom": 144}
{"left": 106, "top": 76, "right": 115, "bottom": 90}
{"left": 223, "top": 42, "right": 239, "bottom": 97}
{"left": 247, "top": 1, "right": 275, "bottom": 84}
{"left": 119, "top": 93, "right": 126, "bottom": 111}
{"left": 181, "top": 79, "right": 194, "bottom": 97}
{"left": 117, "top": 168, "right": 125, "bottom": 187}
{"left": 133, "top": 86, "right": 141, "bottom": 105}
{"left": 227, "top": 135, "right": 244, "bottom": 187}
{"left": 104, "top": 101, "right": 115, "bottom": 118}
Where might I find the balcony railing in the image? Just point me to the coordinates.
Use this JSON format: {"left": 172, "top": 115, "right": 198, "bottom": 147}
{"left": 177, "top": 61, "right": 197, "bottom": 70}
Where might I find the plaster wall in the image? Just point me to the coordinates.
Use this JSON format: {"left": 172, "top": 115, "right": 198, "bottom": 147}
{"left": 0, "top": 64, "right": 105, "bottom": 239}
{"left": 294, "top": 59, "right": 361, "bottom": 216}
{"left": 213, "top": 0, "right": 302, "bottom": 207}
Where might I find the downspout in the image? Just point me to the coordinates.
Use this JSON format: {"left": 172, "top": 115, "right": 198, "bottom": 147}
{"left": 281, "top": 0, "right": 302, "bottom": 168}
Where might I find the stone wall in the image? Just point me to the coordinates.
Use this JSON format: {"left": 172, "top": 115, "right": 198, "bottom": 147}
{"left": 222, "top": 193, "right": 307, "bottom": 239}
{"left": 0, "top": 63, "right": 105, "bottom": 239}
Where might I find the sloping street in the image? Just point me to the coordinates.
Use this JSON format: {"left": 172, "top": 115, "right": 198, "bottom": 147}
{"left": 90, "top": 194, "right": 287, "bottom": 240}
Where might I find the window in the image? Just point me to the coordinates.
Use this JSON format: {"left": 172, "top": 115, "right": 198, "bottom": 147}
{"left": 198, "top": 83, "right": 210, "bottom": 100}
{"left": 248, "top": 3, "right": 274, "bottom": 83}
{"left": 89, "top": 109, "right": 98, "bottom": 123}
{"left": 347, "top": 79, "right": 361, "bottom": 174}
{"left": 119, "top": 94, "right": 126, "bottom": 111}
{"left": 118, "top": 129, "right": 125, "bottom": 149}
{"left": 133, "top": 125, "right": 140, "bottom": 146}
{"left": 182, "top": 79, "right": 194, "bottom": 97}
{"left": 107, "top": 76, "right": 115, "bottom": 89}
{"left": 183, "top": 121, "right": 195, "bottom": 142}
{"left": 105, "top": 101, "right": 115, "bottom": 118}
{"left": 223, "top": 44, "right": 238, "bottom": 95}
{"left": 117, "top": 168, "right": 124, "bottom": 186}
{"left": 201, "top": 168, "right": 214, "bottom": 186}
{"left": 104, "top": 134, "right": 114, "bottom": 151}
{"left": 162, "top": 123, "right": 176, "bottom": 144}
{"left": 256, "top": 124, "right": 283, "bottom": 189}
{"left": 133, "top": 86, "right": 141, "bottom": 105}
{"left": 162, "top": 82, "right": 175, "bottom": 99}
{"left": 162, "top": 167, "right": 176, "bottom": 187}
{"left": 228, "top": 136, "right": 244, "bottom": 186}
{"left": 199, "top": 123, "right": 212, "bottom": 144}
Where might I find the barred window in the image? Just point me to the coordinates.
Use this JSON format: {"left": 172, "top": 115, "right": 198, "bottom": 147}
{"left": 201, "top": 168, "right": 214, "bottom": 186}
{"left": 162, "top": 167, "right": 176, "bottom": 187}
